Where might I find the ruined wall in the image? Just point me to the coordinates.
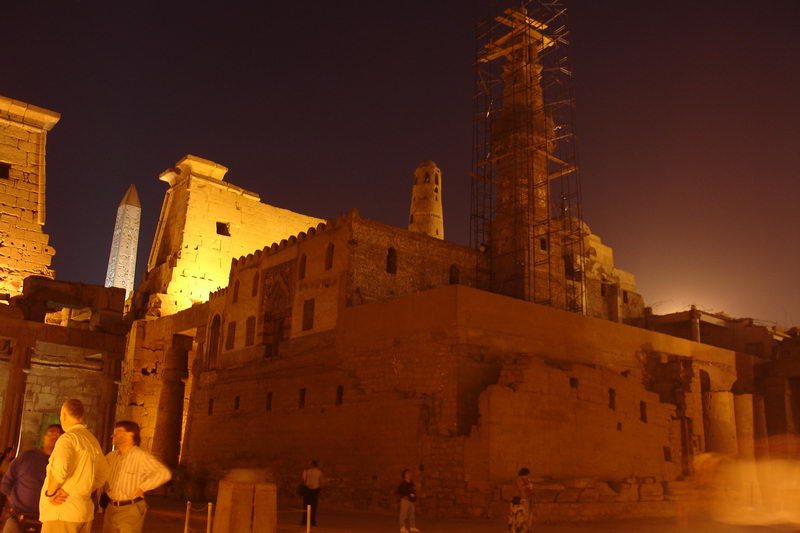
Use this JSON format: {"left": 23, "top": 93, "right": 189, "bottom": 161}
{"left": 174, "top": 284, "right": 747, "bottom": 519}
{"left": 137, "top": 154, "right": 323, "bottom": 316}
{"left": 583, "top": 230, "right": 645, "bottom": 323}
{"left": 0, "top": 96, "right": 59, "bottom": 297}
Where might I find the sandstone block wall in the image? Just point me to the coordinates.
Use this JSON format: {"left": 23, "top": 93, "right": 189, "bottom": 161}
{"left": 0, "top": 96, "right": 59, "bottom": 297}
{"left": 163, "top": 284, "right": 749, "bottom": 518}
{"left": 138, "top": 155, "right": 322, "bottom": 316}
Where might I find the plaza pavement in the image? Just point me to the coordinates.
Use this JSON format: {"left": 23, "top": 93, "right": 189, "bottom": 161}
{"left": 91, "top": 496, "right": 796, "bottom": 532}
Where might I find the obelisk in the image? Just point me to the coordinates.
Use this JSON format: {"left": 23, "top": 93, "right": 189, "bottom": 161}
{"left": 105, "top": 184, "right": 141, "bottom": 298}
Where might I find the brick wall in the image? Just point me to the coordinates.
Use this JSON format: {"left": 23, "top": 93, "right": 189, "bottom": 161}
{"left": 0, "top": 96, "right": 59, "bottom": 297}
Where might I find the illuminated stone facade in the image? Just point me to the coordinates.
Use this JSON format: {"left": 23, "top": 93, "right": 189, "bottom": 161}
{"left": 133, "top": 154, "right": 323, "bottom": 318}
{"left": 0, "top": 96, "right": 59, "bottom": 298}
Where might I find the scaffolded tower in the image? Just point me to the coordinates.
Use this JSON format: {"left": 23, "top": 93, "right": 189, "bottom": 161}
{"left": 471, "top": 0, "right": 585, "bottom": 312}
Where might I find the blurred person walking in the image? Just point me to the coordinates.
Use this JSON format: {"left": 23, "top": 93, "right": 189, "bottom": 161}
{"left": 508, "top": 468, "right": 533, "bottom": 533}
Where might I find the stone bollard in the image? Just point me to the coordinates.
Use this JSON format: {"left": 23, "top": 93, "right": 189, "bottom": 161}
{"left": 212, "top": 469, "right": 277, "bottom": 533}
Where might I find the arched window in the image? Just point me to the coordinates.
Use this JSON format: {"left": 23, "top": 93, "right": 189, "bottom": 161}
{"left": 232, "top": 280, "right": 240, "bottom": 303}
{"left": 298, "top": 254, "right": 307, "bottom": 280}
{"left": 386, "top": 247, "right": 397, "bottom": 274}
{"left": 207, "top": 314, "right": 221, "bottom": 368}
{"left": 435, "top": 173, "right": 439, "bottom": 185}
{"left": 325, "top": 243, "right": 334, "bottom": 270}
{"left": 449, "top": 264, "right": 460, "bottom": 285}
{"left": 424, "top": 173, "right": 430, "bottom": 183}
{"left": 251, "top": 271, "right": 259, "bottom": 296}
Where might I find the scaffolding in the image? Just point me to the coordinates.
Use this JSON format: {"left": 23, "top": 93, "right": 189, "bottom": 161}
{"left": 471, "top": 0, "right": 585, "bottom": 313}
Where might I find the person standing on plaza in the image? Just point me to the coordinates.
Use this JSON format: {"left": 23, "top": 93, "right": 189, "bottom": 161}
{"left": 300, "top": 460, "right": 323, "bottom": 528}
{"left": 397, "top": 469, "right": 419, "bottom": 533}
{"left": 0, "top": 424, "right": 64, "bottom": 533}
{"left": 102, "top": 421, "right": 171, "bottom": 533}
{"left": 39, "top": 399, "right": 109, "bottom": 533}
{"left": 507, "top": 467, "right": 533, "bottom": 533}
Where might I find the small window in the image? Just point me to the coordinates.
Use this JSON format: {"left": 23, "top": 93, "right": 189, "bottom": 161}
{"left": 298, "top": 254, "right": 306, "bottom": 280}
{"left": 252, "top": 272, "right": 259, "bottom": 296}
{"left": 409, "top": 214, "right": 414, "bottom": 224}
{"left": 608, "top": 388, "right": 616, "bottom": 409}
{"left": 640, "top": 401, "right": 648, "bottom": 423}
{"left": 298, "top": 388, "right": 306, "bottom": 408}
{"left": 232, "top": 280, "right": 240, "bottom": 303}
{"left": 266, "top": 392, "right": 273, "bottom": 412}
{"left": 449, "top": 265, "right": 460, "bottom": 285}
{"left": 623, "top": 291, "right": 629, "bottom": 303}
{"left": 226, "top": 321, "right": 236, "bottom": 350}
{"left": 569, "top": 377, "right": 579, "bottom": 388}
{"left": 663, "top": 446, "right": 672, "bottom": 462}
{"left": 336, "top": 385, "right": 344, "bottom": 406}
{"left": 325, "top": 243, "right": 334, "bottom": 270}
{"left": 386, "top": 247, "right": 397, "bottom": 274}
{"left": 234, "top": 396, "right": 240, "bottom": 410}
{"left": 208, "top": 398, "right": 214, "bottom": 416}
{"left": 302, "top": 299, "right": 315, "bottom": 331}
{"left": 0, "top": 162, "right": 9, "bottom": 180}
{"left": 616, "top": 422, "right": 622, "bottom": 431}
{"left": 435, "top": 173, "right": 439, "bottom": 185}
{"left": 539, "top": 238, "right": 548, "bottom": 251}
{"left": 216, "top": 222, "right": 230, "bottom": 236}
{"left": 245, "top": 316, "right": 256, "bottom": 346}
{"left": 600, "top": 284, "right": 607, "bottom": 297}
{"left": 424, "top": 173, "right": 430, "bottom": 183}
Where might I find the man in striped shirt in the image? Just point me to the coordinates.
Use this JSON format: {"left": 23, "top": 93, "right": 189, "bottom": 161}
{"left": 102, "top": 422, "right": 171, "bottom": 533}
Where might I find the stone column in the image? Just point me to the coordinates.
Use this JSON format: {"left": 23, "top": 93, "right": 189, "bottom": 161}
{"left": 734, "top": 393, "right": 755, "bottom": 460}
{"left": 752, "top": 394, "right": 769, "bottom": 459}
{"left": 98, "top": 350, "right": 122, "bottom": 452}
{"left": 151, "top": 334, "right": 192, "bottom": 468}
{"left": 689, "top": 306, "right": 701, "bottom": 342}
{"left": 0, "top": 333, "right": 34, "bottom": 450}
{"left": 705, "top": 391, "right": 738, "bottom": 454}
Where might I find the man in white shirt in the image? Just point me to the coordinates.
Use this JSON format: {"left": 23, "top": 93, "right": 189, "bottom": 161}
{"left": 102, "top": 421, "right": 171, "bottom": 533}
{"left": 39, "top": 399, "right": 109, "bottom": 533}
{"left": 301, "top": 460, "right": 323, "bottom": 528}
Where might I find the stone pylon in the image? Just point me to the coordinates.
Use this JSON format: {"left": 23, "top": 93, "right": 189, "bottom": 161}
{"left": 105, "top": 184, "right": 141, "bottom": 298}
{"left": 408, "top": 160, "right": 444, "bottom": 239}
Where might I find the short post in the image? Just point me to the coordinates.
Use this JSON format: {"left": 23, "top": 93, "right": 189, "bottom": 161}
{"left": 306, "top": 504, "right": 311, "bottom": 533}
{"left": 207, "top": 502, "right": 213, "bottom": 533}
{"left": 183, "top": 501, "right": 191, "bottom": 533}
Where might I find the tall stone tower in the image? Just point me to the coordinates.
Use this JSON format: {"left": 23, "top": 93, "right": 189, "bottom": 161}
{"left": 0, "top": 96, "right": 59, "bottom": 297}
{"left": 407, "top": 160, "right": 444, "bottom": 239}
{"left": 105, "top": 184, "right": 141, "bottom": 297}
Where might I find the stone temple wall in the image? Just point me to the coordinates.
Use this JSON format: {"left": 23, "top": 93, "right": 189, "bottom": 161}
{"left": 168, "top": 283, "right": 749, "bottom": 520}
{"left": 0, "top": 96, "right": 59, "bottom": 297}
{"left": 136, "top": 155, "right": 323, "bottom": 317}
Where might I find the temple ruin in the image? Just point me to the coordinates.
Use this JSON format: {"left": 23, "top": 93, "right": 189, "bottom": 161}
{"left": 1, "top": 0, "right": 800, "bottom": 524}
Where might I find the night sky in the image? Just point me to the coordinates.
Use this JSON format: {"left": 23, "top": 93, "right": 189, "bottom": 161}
{"left": 3, "top": 1, "right": 799, "bottom": 326}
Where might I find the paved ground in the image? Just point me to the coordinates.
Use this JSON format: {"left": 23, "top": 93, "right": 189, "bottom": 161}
{"left": 89, "top": 496, "right": 800, "bottom": 533}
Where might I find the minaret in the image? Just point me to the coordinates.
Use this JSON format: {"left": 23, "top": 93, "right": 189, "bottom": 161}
{"left": 408, "top": 160, "right": 444, "bottom": 239}
{"left": 105, "top": 184, "right": 141, "bottom": 298}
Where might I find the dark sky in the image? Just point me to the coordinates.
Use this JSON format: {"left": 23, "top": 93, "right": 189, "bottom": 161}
{"left": 3, "top": 1, "right": 799, "bottom": 326}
